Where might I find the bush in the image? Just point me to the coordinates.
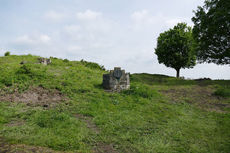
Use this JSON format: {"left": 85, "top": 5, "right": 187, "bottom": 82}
{"left": 63, "top": 59, "right": 69, "bottom": 63}
{"left": 1, "top": 76, "right": 14, "bottom": 86}
{"left": 4, "top": 51, "right": 10, "bottom": 56}
{"left": 17, "top": 65, "right": 33, "bottom": 75}
{"left": 80, "top": 59, "right": 105, "bottom": 70}
{"left": 50, "top": 56, "right": 58, "bottom": 60}
{"left": 214, "top": 86, "right": 230, "bottom": 98}
{"left": 16, "top": 64, "right": 48, "bottom": 82}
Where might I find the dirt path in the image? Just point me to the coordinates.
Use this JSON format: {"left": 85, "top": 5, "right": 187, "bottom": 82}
{"left": 75, "top": 114, "right": 119, "bottom": 153}
{"left": 75, "top": 114, "right": 100, "bottom": 134}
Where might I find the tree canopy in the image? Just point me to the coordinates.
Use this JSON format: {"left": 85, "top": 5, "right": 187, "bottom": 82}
{"left": 192, "top": 0, "right": 230, "bottom": 65}
{"left": 155, "top": 23, "right": 196, "bottom": 78}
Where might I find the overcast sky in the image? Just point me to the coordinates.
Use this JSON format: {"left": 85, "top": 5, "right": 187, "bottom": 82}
{"left": 0, "top": 0, "right": 229, "bottom": 79}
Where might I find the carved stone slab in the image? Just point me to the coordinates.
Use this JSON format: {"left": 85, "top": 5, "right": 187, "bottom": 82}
{"left": 113, "top": 67, "right": 122, "bottom": 79}
{"left": 102, "top": 67, "right": 130, "bottom": 91}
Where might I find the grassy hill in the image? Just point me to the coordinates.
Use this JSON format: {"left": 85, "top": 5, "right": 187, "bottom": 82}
{"left": 0, "top": 54, "right": 229, "bottom": 153}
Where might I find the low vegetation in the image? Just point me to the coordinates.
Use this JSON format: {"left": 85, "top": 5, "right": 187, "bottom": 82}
{"left": 214, "top": 86, "right": 230, "bottom": 98}
{"left": 4, "top": 51, "right": 10, "bottom": 56}
{"left": 0, "top": 55, "right": 229, "bottom": 153}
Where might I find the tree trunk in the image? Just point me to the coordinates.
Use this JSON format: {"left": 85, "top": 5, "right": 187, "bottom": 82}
{"left": 176, "top": 69, "right": 180, "bottom": 78}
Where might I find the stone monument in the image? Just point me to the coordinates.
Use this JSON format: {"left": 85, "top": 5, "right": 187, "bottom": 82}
{"left": 103, "top": 67, "right": 130, "bottom": 91}
{"left": 38, "top": 58, "right": 52, "bottom": 65}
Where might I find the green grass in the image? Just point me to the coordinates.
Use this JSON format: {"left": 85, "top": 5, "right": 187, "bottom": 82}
{"left": 0, "top": 54, "right": 230, "bottom": 153}
{"left": 0, "top": 102, "right": 91, "bottom": 152}
{"left": 214, "top": 86, "right": 230, "bottom": 98}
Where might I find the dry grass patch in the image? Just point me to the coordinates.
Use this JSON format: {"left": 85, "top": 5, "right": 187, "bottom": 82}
{"left": 160, "top": 85, "right": 230, "bottom": 112}
{"left": 0, "top": 87, "right": 68, "bottom": 108}
{"left": 0, "top": 137, "right": 71, "bottom": 153}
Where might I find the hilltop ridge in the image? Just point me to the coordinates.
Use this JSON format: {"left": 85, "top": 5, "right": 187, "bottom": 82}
{"left": 0, "top": 54, "right": 229, "bottom": 153}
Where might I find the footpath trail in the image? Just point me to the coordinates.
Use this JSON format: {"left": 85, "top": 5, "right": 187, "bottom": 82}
{"left": 75, "top": 114, "right": 119, "bottom": 153}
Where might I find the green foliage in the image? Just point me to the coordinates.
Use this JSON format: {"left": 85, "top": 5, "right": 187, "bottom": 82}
{"left": 1, "top": 77, "right": 13, "bottom": 87}
{"left": 214, "top": 86, "right": 230, "bottom": 98}
{"left": 4, "top": 51, "right": 10, "bottom": 56}
{"left": 192, "top": 0, "right": 230, "bottom": 65}
{"left": 18, "top": 64, "right": 46, "bottom": 77}
{"left": 80, "top": 59, "right": 105, "bottom": 70}
{"left": 63, "top": 59, "right": 69, "bottom": 63}
{"left": 17, "top": 65, "right": 34, "bottom": 76}
{"left": 155, "top": 23, "right": 196, "bottom": 77}
{"left": 123, "top": 83, "right": 156, "bottom": 99}
{"left": 0, "top": 56, "right": 49, "bottom": 90}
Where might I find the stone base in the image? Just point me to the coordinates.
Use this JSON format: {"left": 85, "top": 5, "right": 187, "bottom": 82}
{"left": 102, "top": 67, "right": 130, "bottom": 91}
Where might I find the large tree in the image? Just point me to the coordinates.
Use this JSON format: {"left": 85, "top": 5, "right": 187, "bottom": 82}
{"left": 155, "top": 23, "right": 196, "bottom": 78}
{"left": 192, "top": 0, "right": 230, "bottom": 64}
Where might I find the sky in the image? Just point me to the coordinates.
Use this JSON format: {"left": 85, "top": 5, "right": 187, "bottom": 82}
{"left": 0, "top": 0, "right": 229, "bottom": 79}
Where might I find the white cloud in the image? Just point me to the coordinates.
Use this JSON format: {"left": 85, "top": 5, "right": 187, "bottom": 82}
{"left": 9, "top": 33, "right": 53, "bottom": 57}
{"left": 76, "top": 9, "right": 102, "bottom": 20}
{"left": 165, "top": 18, "right": 183, "bottom": 27}
{"left": 14, "top": 34, "right": 51, "bottom": 45}
{"left": 64, "top": 25, "right": 81, "bottom": 33}
{"left": 131, "top": 10, "right": 148, "bottom": 20}
{"left": 165, "top": 18, "right": 192, "bottom": 28}
{"left": 67, "top": 45, "right": 82, "bottom": 52}
{"left": 39, "top": 34, "right": 51, "bottom": 43}
{"left": 130, "top": 10, "right": 167, "bottom": 31}
{"left": 44, "top": 10, "right": 65, "bottom": 22}
{"left": 131, "top": 10, "right": 155, "bottom": 24}
{"left": 15, "top": 35, "right": 34, "bottom": 44}
{"left": 131, "top": 9, "right": 193, "bottom": 31}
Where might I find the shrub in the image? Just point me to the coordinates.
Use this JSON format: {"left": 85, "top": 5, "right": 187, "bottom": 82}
{"left": 0, "top": 69, "right": 15, "bottom": 86}
{"left": 80, "top": 59, "right": 105, "bottom": 70}
{"left": 17, "top": 65, "right": 33, "bottom": 75}
{"left": 50, "top": 56, "right": 58, "bottom": 59}
{"left": 1, "top": 76, "right": 14, "bottom": 86}
{"left": 4, "top": 51, "right": 10, "bottom": 56}
{"left": 63, "top": 59, "right": 69, "bottom": 63}
{"left": 16, "top": 64, "right": 47, "bottom": 82}
{"left": 214, "top": 86, "right": 230, "bottom": 98}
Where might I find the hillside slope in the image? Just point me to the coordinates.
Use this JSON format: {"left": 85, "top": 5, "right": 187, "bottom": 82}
{"left": 0, "top": 55, "right": 230, "bottom": 153}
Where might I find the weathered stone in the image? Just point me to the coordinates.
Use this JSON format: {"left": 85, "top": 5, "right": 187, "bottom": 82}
{"left": 38, "top": 58, "right": 52, "bottom": 65}
{"left": 102, "top": 67, "right": 130, "bottom": 91}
